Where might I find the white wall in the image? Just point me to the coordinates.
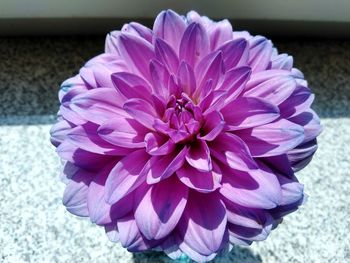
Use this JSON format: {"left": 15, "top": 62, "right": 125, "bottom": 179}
{"left": 1, "top": 0, "right": 350, "bottom": 22}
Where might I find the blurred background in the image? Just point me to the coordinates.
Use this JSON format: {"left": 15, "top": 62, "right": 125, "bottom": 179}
{"left": 0, "top": 1, "right": 349, "bottom": 263}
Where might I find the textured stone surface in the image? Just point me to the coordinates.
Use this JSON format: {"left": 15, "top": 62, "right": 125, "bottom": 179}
{"left": 0, "top": 37, "right": 349, "bottom": 262}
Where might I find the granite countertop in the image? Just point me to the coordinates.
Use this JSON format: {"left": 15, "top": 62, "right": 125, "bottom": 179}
{"left": 0, "top": 37, "right": 349, "bottom": 262}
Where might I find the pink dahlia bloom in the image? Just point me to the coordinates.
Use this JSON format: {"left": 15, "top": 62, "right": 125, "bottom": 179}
{"left": 51, "top": 10, "right": 322, "bottom": 262}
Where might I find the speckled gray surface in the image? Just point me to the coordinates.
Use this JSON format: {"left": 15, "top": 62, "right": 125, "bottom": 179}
{"left": 1, "top": 37, "right": 350, "bottom": 263}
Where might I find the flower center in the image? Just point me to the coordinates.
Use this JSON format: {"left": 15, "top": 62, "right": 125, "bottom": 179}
{"left": 163, "top": 93, "right": 203, "bottom": 143}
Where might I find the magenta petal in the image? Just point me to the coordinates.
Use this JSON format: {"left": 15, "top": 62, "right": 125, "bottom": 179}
{"left": 235, "top": 119, "right": 305, "bottom": 157}
{"left": 177, "top": 61, "right": 196, "bottom": 96}
{"left": 186, "top": 139, "right": 212, "bottom": 172}
{"left": 116, "top": 215, "right": 143, "bottom": 250}
{"left": 69, "top": 87, "right": 127, "bottom": 125}
{"left": 105, "top": 222, "right": 119, "bottom": 242}
{"left": 221, "top": 97, "right": 280, "bottom": 130}
{"left": 217, "top": 66, "right": 251, "bottom": 106}
{"left": 98, "top": 117, "right": 147, "bottom": 148}
{"left": 177, "top": 163, "right": 221, "bottom": 193}
{"left": 122, "top": 22, "right": 153, "bottom": 42}
{"left": 135, "top": 176, "right": 188, "bottom": 240}
{"left": 248, "top": 36, "right": 273, "bottom": 72}
{"left": 67, "top": 124, "right": 133, "bottom": 155}
{"left": 195, "top": 51, "right": 224, "bottom": 96}
{"left": 199, "top": 111, "right": 225, "bottom": 141}
{"left": 244, "top": 75, "right": 297, "bottom": 105}
{"left": 50, "top": 119, "right": 73, "bottom": 146}
{"left": 145, "top": 132, "right": 176, "bottom": 155}
{"left": 209, "top": 19, "right": 233, "bottom": 51}
{"left": 178, "top": 192, "right": 227, "bottom": 255}
{"left": 111, "top": 72, "right": 152, "bottom": 102}
{"left": 123, "top": 98, "right": 158, "bottom": 130}
{"left": 147, "top": 146, "right": 188, "bottom": 184}
{"left": 220, "top": 164, "right": 282, "bottom": 209}
{"left": 105, "top": 149, "right": 150, "bottom": 204}
{"left": 149, "top": 59, "right": 170, "bottom": 99}
{"left": 155, "top": 38, "right": 179, "bottom": 74}
{"left": 209, "top": 133, "right": 258, "bottom": 171}
{"left": 63, "top": 169, "right": 95, "bottom": 217}
{"left": 153, "top": 9, "right": 186, "bottom": 52}
{"left": 179, "top": 22, "right": 209, "bottom": 68}
{"left": 218, "top": 38, "right": 249, "bottom": 70}
{"left": 116, "top": 33, "right": 154, "bottom": 81}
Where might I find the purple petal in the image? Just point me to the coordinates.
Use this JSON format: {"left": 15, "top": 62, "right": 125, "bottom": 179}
{"left": 149, "top": 59, "right": 170, "bottom": 100}
{"left": 67, "top": 124, "right": 133, "bottom": 155}
{"left": 248, "top": 36, "right": 273, "bottom": 72}
{"left": 177, "top": 162, "right": 221, "bottom": 193}
{"left": 217, "top": 66, "right": 251, "bottom": 106}
{"left": 287, "top": 139, "right": 318, "bottom": 172}
{"left": 105, "top": 149, "right": 150, "bottom": 204}
{"left": 121, "top": 22, "right": 153, "bottom": 42}
{"left": 63, "top": 169, "right": 95, "bottom": 217}
{"left": 178, "top": 192, "right": 227, "bottom": 255}
{"left": 270, "top": 53, "right": 293, "bottom": 70}
{"left": 288, "top": 110, "right": 322, "bottom": 143}
{"left": 146, "top": 146, "right": 188, "bottom": 184}
{"left": 98, "top": 117, "right": 148, "bottom": 148}
{"left": 179, "top": 22, "right": 209, "bottom": 68}
{"left": 221, "top": 97, "right": 280, "bottom": 130}
{"left": 153, "top": 10, "right": 186, "bottom": 52}
{"left": 208, "top": 19, "right": 233, "bottom": 51}
{"left": 235, "top": 119, "right": 305, "bottom": 157}
{"left": 123, "top": 98, "right": 158, "bottom": 130}
{"left": 185, "top": 139, "right": 212, "bottom": 172}
{"left": 244, "top": 75, "right": 297, "bottom": 105}
{"left": 209, "top": 132, "right": 258, "bottom": 171}
{"left": 199, "top": 111, "right": 225, "bottom": 141}
{"left": 111, "top": 72, "right": 152, "bottom": 102}
{"left": 50, "top": 119, "right": 73, "bottom": 147}
{"left": 195, "top": 51, "right": 224, "bottom": 97}
{"left": 135, "top": 176, "right": 188, "bottom": 240}
{"left": 246, "top": 69, "right": 291, "bottom": 89}
{"left": 116, "top": 33, "right": 154, "bottom": 81}
{"left": 279, "top": 85, "right": 314, "bottom": 118}
{"left": 177, "top": 61, "right": 196, "bottom": 96}
{"left": 155, "top": 37, "right": 179, "bottom": 74}
{"left": 69, "top": 87, "right": 127, "bottom": 125}
{"left": 276, "top": 173, "right": 304, "bottom": 206}
{"left": 144, "top": 132, "right": 176, "bottom": 155}
{"left": 220, "top": 164, "right": 282, "bottom": 209}
{"left": 218, "top": 38, "right": 249, "bottom": 70}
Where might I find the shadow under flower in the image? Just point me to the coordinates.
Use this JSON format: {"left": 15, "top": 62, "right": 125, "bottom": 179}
{"left": 132, "top": 246, "right": 262, "bottom": 263}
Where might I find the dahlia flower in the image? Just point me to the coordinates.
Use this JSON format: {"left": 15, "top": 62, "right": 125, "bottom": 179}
{"left": 50, "top": 10, "right": 322, "bottom": 262}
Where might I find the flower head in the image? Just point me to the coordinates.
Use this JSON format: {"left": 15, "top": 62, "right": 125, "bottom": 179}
{"left": 51, "top": 10, "right": 322, "bottom": 262}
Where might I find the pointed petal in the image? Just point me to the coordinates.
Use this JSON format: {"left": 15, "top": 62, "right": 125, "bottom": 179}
{"left": 235, "top": 119, "right": 305, "bottom": 157}
{"left": 248, "top": 36, "right": 273, "bottom": 72}
{"left": 144, "top": 132, "right": 176, "bottom": 155}
{"left": 209, "top": 19, "right": 233, "bottom": 51}
{"left": 220, "top": 164, "right": 282, "bottom": 209}
{"left": 186, "top": 139, "right": 212, "bottom": 172}
{"left": 155, "top": 37, "right": 179, "bottom": 74}
{"left": 105, "top": 149, "right": 150, "bottom": 204}
{"left": 69, "top": 87, "right": 126, "bottom": 125}
{"left": 244, "top": 76, "right": 297, "bottom": 105}
{"left": 111, "top": 72, "right": 152, "bottom": 102}
{"left": 50, "top": 119, "right": 73, "bottom": 147}
{"left": 122, "top": 22, "right": 153, "bottom": 42}
{"left": 147, "top": 146, "right": 188, "bottom": 184}
{"left": 135, "top": 176, "right": 188, "bottom": 240}
{"left": 177, "top": 61, "right": 196, "bottom": 96}
{"left": 199, "top": 111, "right": 225, "bottom": 141}
{"left": 217, "top": 66, "right": 251, "bottom": 106}
{"left": 67, "top": 123, "right": 132, "bottom": 155}
{"left": 149, "top": 59, "right": 170, "bottom": 99}
{"left": 209, "top": 132, "right": 258, "bottom": 171}
{"left": 221, "top": 97, "right": 280, "bottom": 130}
{"left": 177, "top": 162, "right": 221, "bottom": 193}
{"left": 63, "top": 169, "right": 95, "bottom": 217}
{"left": 218, "top": 38, "right": 249, "bottom": 70}
{"left": 98, "top": 117, "right": 148, "bottom": 148}
{"left": 116, "top": 33, "right": 154, "bottom": 81}
{"left": 270, "top": 53, "right": 293, "bottom": 70}
{"left": 280, "top": 85, "right": 314, "bottom": 118}
{"left": 179, "top": 22, "right": 209, "bottom": 68}
{"left": 288, "top": 110, "right": 322, "bottom": 143}
{"left": 153, "top": 9, "right": 186, "bottom": 52}
{"left": 178, "top": 192, "right": 227, "bottom": 255}
{"left": 123, "top": 98, "right": 158, "bottom": 130}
